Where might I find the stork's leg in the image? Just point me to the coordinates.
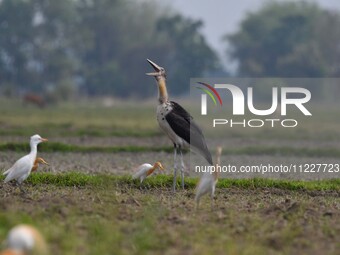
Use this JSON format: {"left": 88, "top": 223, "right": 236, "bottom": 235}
{"left": 196, "top": 200, "right": 200, "bottom": 210}
{"left": 179, "top": 147, "right": 185, "bottom": 189}
{"left": 210, "top": 188, "right": 215, "bottom": 210}
{"left": 173, "top": 145, "right": 178, "bottom": 192}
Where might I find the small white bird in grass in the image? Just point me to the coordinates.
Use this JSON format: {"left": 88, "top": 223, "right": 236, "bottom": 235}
{"left": 1, "top": 225, "right": 48, "bottom": 255}
{"left": 132, "top": 161, "right": 165, "bottom": 184}
{"left": 31, "top": 157, "right": 49, "bottom": 173}
{"left": 3, "top": 134, "right": 48, "bottom": 193}
{"left": 195, "top": 146, "right": 223, "bottom": 209}
{"left": 0, "top": 249, "right": 25, "bottom": 255}
{"left": 0, "top": 249, "right": 23, "bottom": 255}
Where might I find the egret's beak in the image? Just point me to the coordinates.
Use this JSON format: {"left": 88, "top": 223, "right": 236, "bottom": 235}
{"left": 41, "top": 159, "right": 49, "bottom": 166}
{"left": 159, "top": 164, "right": 165, "bottom": 171}
{"left": 40, "top": 138, "right": 48, "bottom": 142}
{"left": 146, "top": 59, "right": 162, "bottom": 76}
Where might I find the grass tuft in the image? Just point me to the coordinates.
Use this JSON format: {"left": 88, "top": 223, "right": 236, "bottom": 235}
{"left": 227, "top": 146, "right": 340, "bottom": 158}
{"left": 28, "top": 172, "right": 95, "bottom": 187}
{"left": 0, "top": 142, "right": 173, "bottom": 153}
{"left": 1, "top": 142, "right": 340, "bottom": 158}
{"left": 1, "top": 172, "right": 338, "bottom": 191}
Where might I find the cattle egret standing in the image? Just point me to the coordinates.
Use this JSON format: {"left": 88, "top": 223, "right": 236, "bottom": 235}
{"left": 3, "top": 135, "right": 48, "bottom": 192}
{"left": 146, "top": 59, "right": 212, "bottom": 192}
{"left": 31, "top": 157, "right": 49, "bottom": 172}
{"left": 2, "top": 225, "right": 47, "bottom": 255}
{"left": 195, "top": 146, "right": 223, "bottom": 209}
{"left": 132, "top": 161, "right": 165, "bottom": 184}
{"left": 0, "top": 249, "right": 24, "bottom": 255}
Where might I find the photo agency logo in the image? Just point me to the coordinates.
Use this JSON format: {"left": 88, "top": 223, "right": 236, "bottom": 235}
{"left": 195, "top": 81, "right": 312, "bottom": 128}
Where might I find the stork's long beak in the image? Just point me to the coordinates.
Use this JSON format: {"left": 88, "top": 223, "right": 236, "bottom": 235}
{"left": 40, "top": 138, "right": 48, "bottom": 142}
{"left": 146, "top": 59, "right": 162, "bottom": 76}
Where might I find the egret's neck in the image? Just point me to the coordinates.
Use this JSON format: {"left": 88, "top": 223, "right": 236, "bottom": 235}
{"left": 30, "top": 142, "right": 38, "bottom": 158}
{"left": 157, "top": 78, "right": 168, "bottom": 104}
{"left": 147, "top": 165, "right": 157, "bottom": 176}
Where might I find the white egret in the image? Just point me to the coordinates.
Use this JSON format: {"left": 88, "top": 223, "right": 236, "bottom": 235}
{"left": 132, "top": 161, "right": 165, "bottom": 184}
{"left": 31, "top": 157, "right": 49, "bottom": 173}
{"left": 195, "top": 146, "right": 222, "bottom": 209}
{"left": 2, "top": 225, "right": 47, "bottom": 255}
{"left": 3, "top": 135, "right": 48, "bottom": 192}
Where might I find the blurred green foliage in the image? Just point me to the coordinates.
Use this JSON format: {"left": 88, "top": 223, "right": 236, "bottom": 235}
{"left": 0, "top": 0, "right": 219, "bottom": 98}
{"left": 1, "top": 1, "right": 340, "bottom": 99}
{"left": 226, "top": 2, "right": 340, "bottom": 78}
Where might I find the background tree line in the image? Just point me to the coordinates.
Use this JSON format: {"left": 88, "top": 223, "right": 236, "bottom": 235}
{"left": 226, "top": 1, "right": 340, "bottom": 98}
{"left": 0, "top": 0, "right": 220, "bottom": 99}
{"left": 0, "top": 0, "right": 339, "bottom": 99}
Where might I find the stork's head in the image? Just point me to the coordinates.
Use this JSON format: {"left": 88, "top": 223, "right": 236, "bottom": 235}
{"left": 154, "top": 161, "right": 165, "bottom": 171}
{"left": 30, "top": 134, "right": 48, "bottom": 145}
{"left": 146, "top": 59, "right": 166, "bottom": 80}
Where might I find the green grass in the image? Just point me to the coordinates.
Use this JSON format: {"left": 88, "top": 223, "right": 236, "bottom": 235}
{"left": 1, "top": 142, "right": 340, "bottom": 158}
{"left": 1, "top": 172, "right": 339, "bottom": 255}
{"left": 0, "top": 99, "right": 160, "bottom": 137}
{"left": 0, "top": 125, "right": 161, "bottom": 138}
{"left": 1, "top": 99, "right": 339, "bottom": 254}
{"left": 1, "top": 99, "right": 340, "bottom": 141}
{"left": 1, "top": 172, "right": 339, "bottom": 191}
{"left": 0, "top": 142, "right": 173, "bottom": 153}
{"left": 224, "top": 146, "right": 340, "bottom": 158}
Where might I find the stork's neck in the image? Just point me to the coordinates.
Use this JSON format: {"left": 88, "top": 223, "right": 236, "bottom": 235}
{"left": 157, "top": 78, "right": 168, "bottom": 104}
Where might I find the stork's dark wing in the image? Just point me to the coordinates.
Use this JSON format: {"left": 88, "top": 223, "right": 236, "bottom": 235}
{"left": 165, "top": 101, "right": 212, "bottom": 165}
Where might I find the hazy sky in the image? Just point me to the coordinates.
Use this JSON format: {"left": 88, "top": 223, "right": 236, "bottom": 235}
{"left": 166, "top": 0, "right": 340, "bottom": 70}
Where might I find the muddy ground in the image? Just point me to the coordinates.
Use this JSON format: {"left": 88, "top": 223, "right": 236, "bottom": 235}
{"left": 0, "top": 102, "right": 339, "bottom": 254}
{"left": 0, "top": 181, "right": 339, "bottom": 255}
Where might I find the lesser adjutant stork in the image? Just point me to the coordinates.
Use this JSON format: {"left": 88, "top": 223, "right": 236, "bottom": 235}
{"left": 146, "top": 59, "right": 212, "bottom": 192}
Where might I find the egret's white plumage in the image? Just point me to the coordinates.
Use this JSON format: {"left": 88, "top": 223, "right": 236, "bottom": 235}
{"left": 3, "top": 225, "right": 47, "bottom": 255}
{"left": 195, "top": 173, "right": 217, "bottom": 202}
{"left": 3, "top": 135, "right": 48, "bottom": 191}
{"left": 132, "top": 162, "right": 164, "bottom": 183}
{"left": 195, "top": 146, "right": 222, "bottom": 208}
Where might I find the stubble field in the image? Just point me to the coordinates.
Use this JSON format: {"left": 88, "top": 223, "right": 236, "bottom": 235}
{"left": 0, "top": 98, "right": 339, "bottom": 255}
